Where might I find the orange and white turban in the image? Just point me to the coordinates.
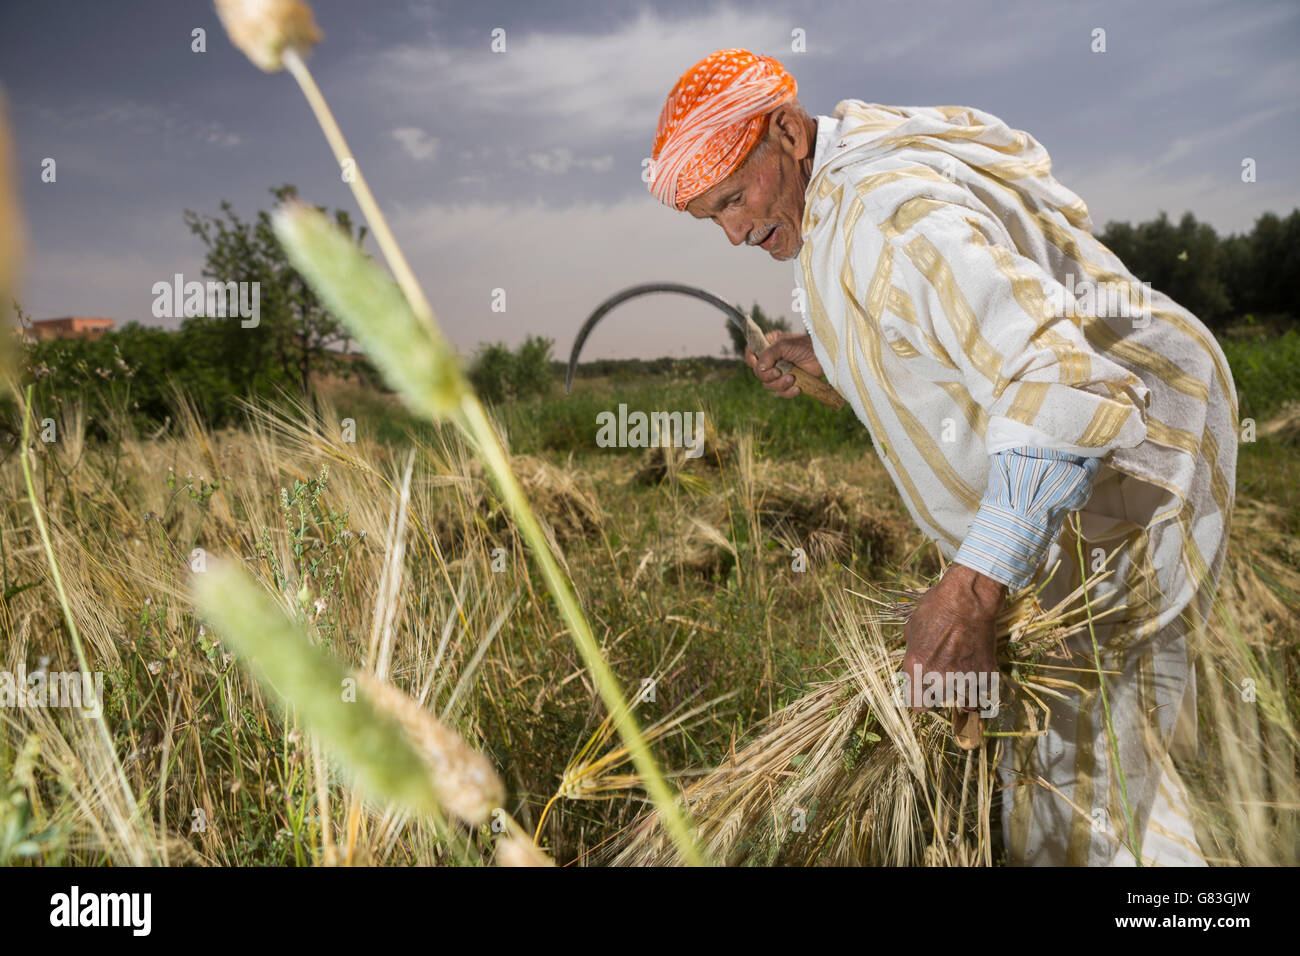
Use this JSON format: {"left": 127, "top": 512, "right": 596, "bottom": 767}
{"left": 650, "top": 49, "right": 798, "bottom": 211}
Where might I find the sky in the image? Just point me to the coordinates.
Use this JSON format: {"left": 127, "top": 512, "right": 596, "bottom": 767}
{"left": 2, "top": 0, "right": 1297, "bottom": 361}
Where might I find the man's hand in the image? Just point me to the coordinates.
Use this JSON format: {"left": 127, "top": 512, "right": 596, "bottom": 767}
{"left": 901, "top": 563, "right": 1005, "bottom": 713}
{"left": 744, "top": 330, "right": 824, "bottom": 398}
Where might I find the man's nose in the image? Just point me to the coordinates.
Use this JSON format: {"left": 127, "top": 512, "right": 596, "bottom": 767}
{"left": 720, "top": 216, "right": 749, "bottom": 246}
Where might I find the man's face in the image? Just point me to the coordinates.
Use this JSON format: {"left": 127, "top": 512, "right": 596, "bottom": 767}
{"left": 685, "top": 124, "right": 810, "bottom": 262}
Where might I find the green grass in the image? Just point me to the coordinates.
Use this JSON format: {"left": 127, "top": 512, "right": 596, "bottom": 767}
{"left": 322, "top": 356, "right": 873, "bottom": 460}
{"left": 1221, "top": 328, "right": 1300, "bottom": 422}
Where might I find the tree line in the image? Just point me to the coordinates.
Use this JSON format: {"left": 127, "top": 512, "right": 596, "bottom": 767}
{"left": 1096, "top": 209, "right": 1299, "bottom": 332}
{"left": 4, "top": 193, "right": 1296, "bottom": 441}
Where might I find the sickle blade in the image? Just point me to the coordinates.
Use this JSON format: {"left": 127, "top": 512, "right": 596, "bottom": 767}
{"left": 564, "top": 282, "right": 750, "bottom": 394}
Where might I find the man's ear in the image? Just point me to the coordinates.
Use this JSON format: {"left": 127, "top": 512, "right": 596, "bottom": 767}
{"left": 771, "top": 104, "right": 811, "bottom": 160}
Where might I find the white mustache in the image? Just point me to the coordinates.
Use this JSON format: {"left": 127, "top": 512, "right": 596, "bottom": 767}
{"left": 747, "top": 224, "right": 777, "bottom": 245}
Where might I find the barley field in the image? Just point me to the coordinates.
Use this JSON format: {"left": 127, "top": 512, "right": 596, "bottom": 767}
{"left": 1, "top": 347, "right": 1296, "bottom": 866}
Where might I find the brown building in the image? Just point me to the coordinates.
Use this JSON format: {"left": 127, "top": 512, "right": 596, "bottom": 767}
{"left": 25, "top": 317, "right": 116, "bottom": 342}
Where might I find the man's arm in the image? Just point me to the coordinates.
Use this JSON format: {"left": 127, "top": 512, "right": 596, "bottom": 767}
{"left": 903, "top": 446, "right": 1100, "bottom": 712}
{"left": 742, "top": 327, "right": 1103, "bottom": 710}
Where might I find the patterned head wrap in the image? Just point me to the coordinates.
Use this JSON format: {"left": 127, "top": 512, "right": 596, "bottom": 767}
{"left": 650, "top": 49, "right": 798, "bottom": 211}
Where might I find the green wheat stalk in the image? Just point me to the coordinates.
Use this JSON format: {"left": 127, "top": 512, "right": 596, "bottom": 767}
{"left": 215, "top": 0, "right": 704, "bottom": 864}
{"left": 1072, "top": 514, "right": 1141, "bottom": 863}
{"left": 192, "top": 560, "right": 494, "bottom": 866}
{"left": 271, "top": 204, "right": 704, "bottom": 864}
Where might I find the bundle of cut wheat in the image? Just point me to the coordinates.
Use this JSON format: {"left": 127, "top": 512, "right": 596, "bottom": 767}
{"left": 607, "top": 560, "right": 1118, "bottom": 866}
{"left": 630, "top": 467, "right": 912, "bottom": 588}
{"left": 631, "top": 418, "right": 735, "bottom": 486}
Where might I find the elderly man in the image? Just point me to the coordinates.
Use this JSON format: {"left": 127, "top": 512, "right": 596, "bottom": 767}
{"left": 649, "top": 49, "right": 1237, "bottom": 866}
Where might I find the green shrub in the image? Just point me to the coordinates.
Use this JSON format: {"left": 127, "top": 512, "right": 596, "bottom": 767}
{"left": 468, "top": 334, "right": 557, "bottom": 406}
{"left": 2, "top": 318, "right": 307, "bottom": 440}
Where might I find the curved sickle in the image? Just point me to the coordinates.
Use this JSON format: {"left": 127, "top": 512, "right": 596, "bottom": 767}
{"left": 564, "top": 282, "right": 749, "bottom": 395}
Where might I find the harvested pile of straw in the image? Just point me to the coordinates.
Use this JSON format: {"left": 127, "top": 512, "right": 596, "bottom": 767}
{"left": 631, "top": 419, "right": 735, "bottom": 485}
{"left": 439, "top": 453, "right": 607, "bottom": 546}
{"left": 607, "top": 564, "right": 1113, "bottom": 865}
{"left": 634, "top": 473, "right": 910, "bottom": 585}
{"left": 755, "top": 477, "right": 908, "bottom": 568}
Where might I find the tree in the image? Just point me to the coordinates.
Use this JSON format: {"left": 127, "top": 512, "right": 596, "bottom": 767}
{"left": 1097, "top": 211, "right": 1231, "bottom": 331}
{"left": 1241, "top": 210, "right": 1300, "bottom": 321}
{"left": 182, "top": 184, "right": 367, "bottom": 412}
{"left": 725, "top": 301, "right": 791, "bottom": 356}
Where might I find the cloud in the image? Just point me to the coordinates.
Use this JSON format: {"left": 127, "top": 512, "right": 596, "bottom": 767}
{"left": 519, "top": 148, "right": 614, "bottom": 175}
{"left": 1151, "top": 103, "right": 1298, "bottom": 171}
{"left": 362, "top": 6, "right": 794, "bottom": 146}
{"left": 1054, "top": 160, "right": 1297, "bottom": 235}
{"left": 1111, "top": 3, "right": 1300, "bottom": 105}
{"left": 22, "top": 100, "right": 244, "bottom": 149}
{"left": 391, "top": 126, "right": 439, "bottom": 161}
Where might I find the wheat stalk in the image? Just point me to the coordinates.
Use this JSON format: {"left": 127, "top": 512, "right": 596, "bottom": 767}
{"left": 213, "top": 0, "right": 704, "bottom": 864}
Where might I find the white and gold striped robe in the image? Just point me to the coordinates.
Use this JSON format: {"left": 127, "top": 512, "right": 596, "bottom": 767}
{"left": 792, "top": 100, "right": 1238, "bottom": 865}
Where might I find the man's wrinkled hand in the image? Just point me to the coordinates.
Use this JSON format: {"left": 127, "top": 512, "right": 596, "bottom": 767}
{"left": 744, "top": 330, "right": 823, "bottom": 399}
{"left": 900, "top": 563, "right": 1005, "bottom": 713}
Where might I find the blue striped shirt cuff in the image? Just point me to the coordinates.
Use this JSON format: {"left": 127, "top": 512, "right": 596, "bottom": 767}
{"left": 953, "top": 446, "right": 1101, "bottom": 591}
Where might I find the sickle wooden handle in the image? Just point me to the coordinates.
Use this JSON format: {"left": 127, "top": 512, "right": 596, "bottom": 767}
{"left": 951, "top": 709, "right": 983, "bottom": 751}
{"left": 744, "top": 316, "right": 846, "bottom": 410}
{"left": 780, "top": 361, "right": 847, "bottom": 410}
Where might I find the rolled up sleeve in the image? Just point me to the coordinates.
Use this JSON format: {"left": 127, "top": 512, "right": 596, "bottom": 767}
{"left": 954, "top": 446, "right": 1100, "bottom": 590}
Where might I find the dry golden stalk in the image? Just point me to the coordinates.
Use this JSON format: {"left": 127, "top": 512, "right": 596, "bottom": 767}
{"left": 532, "top": 639, "right": 732, "bottom": 841}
